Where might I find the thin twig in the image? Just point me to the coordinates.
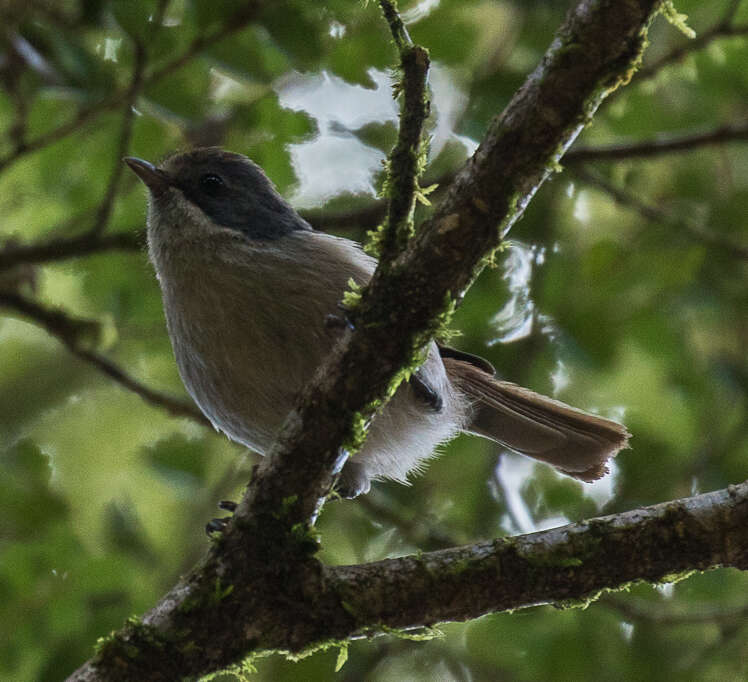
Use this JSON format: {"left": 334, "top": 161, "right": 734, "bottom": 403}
{"left": 567, "top": 120, "right": 748, "bottom": 163}
{"left": 89, "top": 40, "right": 149, "bottom": 236}
{"left": 571, "top": 165, "right": 748, "bottom": 259}
{"left": 0, "top": 231, "right": 143, "bottom": 270}
{"left": 379, "top": 0, "right": 413, "bottom": 50}
{"left": 723, "top": 0, "right": 744, "bottom": 24}
{"left": 0, "top": 291, "right": 208, "bottom": 425}
{"left": 374, "top": 1, "right": 431, "bottom": 262}
{"left": 636, "top": 23, "right": 748, "bottom": 84}
{"left": 89, "top": 0, "right": 168, "bottom": 237}
{"left": 304, "top": 118, "right": 748, "bottom": 231}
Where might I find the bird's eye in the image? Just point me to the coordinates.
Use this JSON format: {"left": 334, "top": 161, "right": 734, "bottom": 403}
{"left": 199, "top": 173, "right": 225, "bottom": 196}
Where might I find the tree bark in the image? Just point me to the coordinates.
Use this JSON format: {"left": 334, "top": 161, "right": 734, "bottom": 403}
{"left": 68, "top": 482, "right": 748, "bottom": 681}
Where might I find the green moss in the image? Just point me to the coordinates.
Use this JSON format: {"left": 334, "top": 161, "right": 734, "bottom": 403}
{"left": 94, "top": 631, "right": 116, "bottom": 655}
{"left": 659, "top": 1, "right": 696, "bottom": 38}
{"left": 364, "top": 223, "right": 386, "bottom": 258}
{"left": 340, "top": 600, "right": 357, "bottom": 617}
{"left": 657, "top": 569, "right": 697, "bottom": 585}
{"left": 415, "top": 182, "right": 438, "bottom": 206}
{"left": 178, "top": 592, "right": 205, "bottom": 614}
{"left": 93, "top": 615, "right": 166, "bottom": 662}
{"left": 341, "top": 278, "right": 362, "bottom": 309}
{"left": 290, "top": 521, "right": 321, "bottom": 555}
{"left": 342, "top": 411, "right": 370, "bottom": 454}
{"left": 520, "top": 547, "right": 586, "bottom": 570}
{"left": 180, "top": 640, "right": 199, "bottom": 656}
{"left": 554, "top": 581, "right": 637, "bottom": 611}
{"left": 334, "top": 642, "right": 349, "bottom": 672}
{"left": 212, "top": 578, "right": 235, "bottom": 604}
{"left": 282, "top": 494, "right": 299, "bottom": 506}
{"left": 480, "top": 240, "right": 509, "bottom": 270}
{"left": 201, "top": 651, "right": 273, "bottom": 681}
{"left": 444, "top": 557, "right": 472, "bottom": 576}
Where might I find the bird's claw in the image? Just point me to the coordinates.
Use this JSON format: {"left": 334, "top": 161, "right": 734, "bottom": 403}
{"left": 205, "top": 500, "right": 238, "bottom": 535}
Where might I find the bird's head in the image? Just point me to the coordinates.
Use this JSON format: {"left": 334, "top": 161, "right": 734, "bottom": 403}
{"left": 124, "top": 147, "right": 311, "bottom": 241}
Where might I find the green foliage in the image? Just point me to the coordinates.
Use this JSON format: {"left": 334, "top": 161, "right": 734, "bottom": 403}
{"left": 0, "top": 0, "right": 747, "bottom": 681}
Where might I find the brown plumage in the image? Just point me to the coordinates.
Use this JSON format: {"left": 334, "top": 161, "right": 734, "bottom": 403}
{"left": 445, "top": 357, "right": 630, "bottom": 481}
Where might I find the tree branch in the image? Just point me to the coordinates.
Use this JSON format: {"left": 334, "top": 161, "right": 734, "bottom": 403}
{"left": 305, "top": 116, "right": 748, "bottom": 235}
{"left": 69, "top": 481, "right": 748, "bottom": 681}
{"left": 567, "top": 119, "right": 748, "bottom": 162}
{"left": 374, "top": 0, "right": 431, "bottom": 261}
{"left": 571, "top": 165, "right": 748, "bottom": 259}
{"left": 88, "top": 37, "right": 149, "bottom": 237}
{"left": 0, "top": 291, "right": 207, "bottom": 424}
{"left": 328, "top": 482, "right": 748, "bottom": 629}
{"left": 636, "top": 22, "right": 748, "bottom": 84}
{"left": 0, "top": 231, "right": 142, "bottom": 270}
{"left": 67, "top": 2, "right": 678, "bottom": 679}
{"left": 241, "top": 0, "right": 665, "bottom": 524}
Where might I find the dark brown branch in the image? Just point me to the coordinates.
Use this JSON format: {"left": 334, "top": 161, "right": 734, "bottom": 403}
{"left": 0, "top": 231, "right": 143, "bottom": 270}
{"left": 571, "top": 165, "right": 748, "bottom": 259}
{"left": 375, "top": 1, "right": 431, "bottom": 261}
{"left": 0, "top": 291, "right": 207, "bottom": 424}
{"left": 88, "top": 38, "right": 149, "bottom": 236}
{"left": 567, "top": 120, "right": 748, "bottom": 163}
{"left": 68, "top": 481, "right": 748, "bottom": 681}
{"left": 328, "top": 482, "right": 748, "bottom": 630}
{"left": 379, "top": 0, "right": 413, "bottom": 51}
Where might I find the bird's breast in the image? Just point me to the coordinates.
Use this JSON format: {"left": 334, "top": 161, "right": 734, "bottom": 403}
{"left": 157, "top": 247, "right": 336, "bottom": 451}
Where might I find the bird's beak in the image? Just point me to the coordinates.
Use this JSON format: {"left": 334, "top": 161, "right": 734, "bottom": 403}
{"left": 123, "top": 157, "right": 171, "bottom": 194}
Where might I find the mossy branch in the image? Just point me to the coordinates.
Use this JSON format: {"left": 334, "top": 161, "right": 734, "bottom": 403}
{"left": 0, "top": 291, "right": 207, "bottom": 424}
{"left": 69, "top": 481, "right": 748, "bottom": 681}
{"left": 329, "top": 481, "right": 748, "bottom": 626}
{"left": 368, "top": 1, "right": 431, "bottom": 264}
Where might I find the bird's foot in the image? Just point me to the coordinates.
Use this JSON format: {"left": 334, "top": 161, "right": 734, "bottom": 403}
{"left": 335, "top": 460, "right": 371, "bottom": 499}
{"left": 205, "top": 500, "right": 237, "bottom": 535}
{"left": 325, "top": 302, "right": 356, "bottom": 332}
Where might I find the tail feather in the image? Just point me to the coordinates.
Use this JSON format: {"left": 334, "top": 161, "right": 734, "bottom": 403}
{"left": 445, "top": 359, "right": 630, "bottom": 482}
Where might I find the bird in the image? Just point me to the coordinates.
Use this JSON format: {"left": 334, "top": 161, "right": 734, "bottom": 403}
{"left": 124, "top": 147, "right": 630, "bottom": 498}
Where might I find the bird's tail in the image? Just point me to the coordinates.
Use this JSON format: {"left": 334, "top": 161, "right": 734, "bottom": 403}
{"left": 445, "top": 359, "right": 630, "bottom": 481}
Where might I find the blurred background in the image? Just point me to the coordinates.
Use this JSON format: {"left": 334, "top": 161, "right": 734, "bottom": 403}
{"left": 0, "top": 1, "right": 746, "bottom": 680}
